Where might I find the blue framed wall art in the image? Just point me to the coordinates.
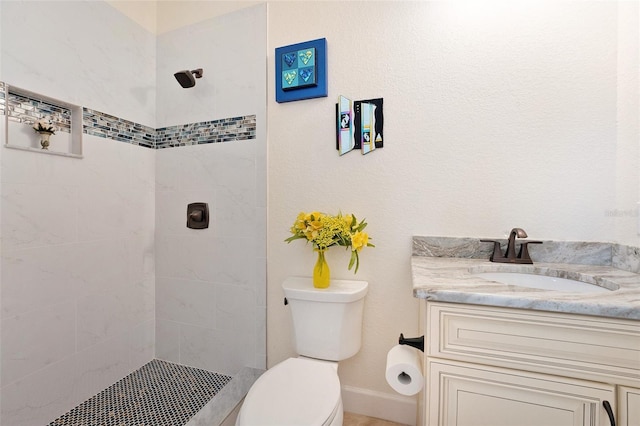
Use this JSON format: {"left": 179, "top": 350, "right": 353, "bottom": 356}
{"left": 275, "top": 38, "right": 327, "bottom": 103}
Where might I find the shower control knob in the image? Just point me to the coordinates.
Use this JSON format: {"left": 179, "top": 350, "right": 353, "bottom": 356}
{"left": 186, "top": 202, "right": 209, "bottom": 229}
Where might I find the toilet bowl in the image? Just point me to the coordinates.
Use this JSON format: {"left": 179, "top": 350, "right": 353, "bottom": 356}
{"left": 236, "top": 357, "right": 343, "bottom": 426}
{"left": 236, "top": 277, "right": 368, "bottom": 426}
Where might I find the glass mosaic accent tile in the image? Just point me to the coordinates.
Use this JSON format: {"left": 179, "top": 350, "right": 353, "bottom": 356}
{"left": 83, "top": 108, "right": 256, "bottom": 149}
{"left": 5, "top": 88, "right": 72, "bottom": 133}
{"left": 155, "top": 116, "right": 257, "bottom": 149}
{"left": 48, "top": 359, "right": 232, "bottom": 426}
{"left": 0, "top": 81, "right": 5, "bottom": 116}
{"left": 83, "top": 108, "right": 156, "bottom": 148}
{"left": 0, "top": 81, "right": 256, "bottom": 150}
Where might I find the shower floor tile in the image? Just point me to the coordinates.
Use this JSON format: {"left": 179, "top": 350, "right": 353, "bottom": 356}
{"left": 49, "top": 359, "right": 232, "bottom": 426}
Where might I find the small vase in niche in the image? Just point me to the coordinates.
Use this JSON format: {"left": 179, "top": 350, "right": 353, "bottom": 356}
{"left": 313, "top": 249, "right": 330, "bottom": 289}
{"left": 37, "top": 131, "right": 53, "bottom": 150}
{"left": 32, "top": 118, "right": 56, "bottom": 150}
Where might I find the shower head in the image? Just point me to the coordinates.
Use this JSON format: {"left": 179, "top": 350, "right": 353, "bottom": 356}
{"left": 174, "top": 68, "right": 203, "bottom": 88}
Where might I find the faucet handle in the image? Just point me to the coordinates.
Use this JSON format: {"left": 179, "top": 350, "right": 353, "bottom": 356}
{"left": 518, "top": 240, "right": 543, "bottom": 263}
{"left": 480, "top": 239, "right": 503, "bottom": 261}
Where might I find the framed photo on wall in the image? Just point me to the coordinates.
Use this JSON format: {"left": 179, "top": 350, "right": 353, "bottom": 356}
{"left": 275, "top": 38, "right": 327, "bottom": 103}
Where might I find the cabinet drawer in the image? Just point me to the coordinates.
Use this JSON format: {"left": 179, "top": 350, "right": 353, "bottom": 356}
{"left": 426, "top": 359, "right": 615, "bottom": 426}
{"left": 426, "top": 302, "right": 640, "bottom": 387}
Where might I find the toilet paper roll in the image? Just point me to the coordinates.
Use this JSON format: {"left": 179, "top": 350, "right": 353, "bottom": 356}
{"left": 385, "top": 344, "right": 424, "bottom": 396}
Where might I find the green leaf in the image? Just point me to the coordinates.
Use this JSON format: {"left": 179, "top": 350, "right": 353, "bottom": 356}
{"left": 284, "top": 234, "right": 306, "bottom": 243}
{"left": 354, "top": 251, "right": 360, "bottom": 274}
{"left": 348, "top": 251, "right": 356, "bottom": 270}
{"left": 355, "top": 218, "right": 368, "bottom": 232}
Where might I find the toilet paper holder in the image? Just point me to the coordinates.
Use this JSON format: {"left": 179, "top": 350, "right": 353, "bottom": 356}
{"left": 398, "top": 333, "right": 424, "bottom": 352}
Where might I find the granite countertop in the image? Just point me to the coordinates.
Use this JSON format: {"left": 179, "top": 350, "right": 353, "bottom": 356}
{"left": 411, "top": 256, "right": 640, "bottom": 320}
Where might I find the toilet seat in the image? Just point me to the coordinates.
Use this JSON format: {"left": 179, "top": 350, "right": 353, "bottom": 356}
{"left": 237, "top": 357, "right": 341, "bottom": 426}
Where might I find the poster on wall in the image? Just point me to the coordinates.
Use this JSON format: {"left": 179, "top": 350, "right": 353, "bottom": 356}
{"left": 337, "top": 97, "right": 384, "bottom": 155}
{"left": 337, "top": 95, "right": 354, "bottom": 155}
{"left": 275, "top": 38, "right": 327, "bottom": 103}
{"left": 354, "top": 98, "right": 383, "bottom": 154}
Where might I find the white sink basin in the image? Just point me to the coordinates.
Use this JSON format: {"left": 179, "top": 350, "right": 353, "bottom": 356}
{"left": 474, "top": 272, "right": 612, "bottom": 293}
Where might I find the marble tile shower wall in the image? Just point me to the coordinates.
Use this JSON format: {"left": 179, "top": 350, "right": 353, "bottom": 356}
{"left": 0, "top": 82, "right": 256, "bottom": 149}
{"left": 1, "top": 2, "right": 267, "bottom": 424}
{"left": 0, "top": 128, "right": 157, "bottom": 425}
{"left": 0, "top": 89, "right": 261, "bottom": 424}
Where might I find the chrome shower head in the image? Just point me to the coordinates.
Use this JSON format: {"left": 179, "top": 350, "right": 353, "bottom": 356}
{"left": 174, "top": 68, "right": 203, "bottom": 88}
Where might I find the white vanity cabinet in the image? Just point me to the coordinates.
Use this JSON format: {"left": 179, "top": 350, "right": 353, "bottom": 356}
{"left": 422, "top": 302, "right": 640, "bottom": 426}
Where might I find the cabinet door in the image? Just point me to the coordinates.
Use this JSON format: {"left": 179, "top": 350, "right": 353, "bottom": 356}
{"left": 618, "top": 386, "right": 640, "bottom": 426}
{"left": 427, "top": 359, "right": 616, "bottom": 426}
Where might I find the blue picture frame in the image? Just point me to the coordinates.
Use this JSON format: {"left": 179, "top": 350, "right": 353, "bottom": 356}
{"left": 275, "top": 38, "right": 327, "bottom": 103}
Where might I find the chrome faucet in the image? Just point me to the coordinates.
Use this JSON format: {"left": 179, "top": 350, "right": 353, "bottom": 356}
{"left": 481, "top": 228, "right": 542, "bottom": 264}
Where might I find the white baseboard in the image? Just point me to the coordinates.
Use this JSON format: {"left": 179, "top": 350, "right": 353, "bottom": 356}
{"left": 341, "top": 385, "right": 417, "bottom": 426}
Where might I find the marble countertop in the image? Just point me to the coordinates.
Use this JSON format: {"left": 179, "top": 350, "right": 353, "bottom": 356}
{"left": 411, "top": 256, "right": 640, "bottom": 320}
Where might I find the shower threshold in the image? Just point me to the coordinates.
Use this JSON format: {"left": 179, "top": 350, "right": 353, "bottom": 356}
{"left": 48, "top": 359, "right": 240, "bottom": 426}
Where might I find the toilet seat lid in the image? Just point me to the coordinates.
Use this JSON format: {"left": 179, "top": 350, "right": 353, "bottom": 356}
{"left": 239, "top": 358, "right": 341, "bottom": 426}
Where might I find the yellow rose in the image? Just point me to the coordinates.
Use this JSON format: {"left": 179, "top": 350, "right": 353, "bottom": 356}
{"left": 351, "top": 231, "right": 368, "bottom": 251}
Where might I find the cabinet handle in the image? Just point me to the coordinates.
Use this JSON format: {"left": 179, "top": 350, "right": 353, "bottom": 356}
{"left": 603, "top": 400, "right": 616, "bottom": 426}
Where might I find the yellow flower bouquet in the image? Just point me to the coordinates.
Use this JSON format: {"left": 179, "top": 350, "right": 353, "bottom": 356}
{"left": 285, "top": 211, "right": 374, "bottom": 288}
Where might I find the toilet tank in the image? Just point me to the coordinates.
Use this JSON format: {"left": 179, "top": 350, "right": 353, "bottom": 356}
{"left": 283, "top": 277, "right": 368, "bottom": 361}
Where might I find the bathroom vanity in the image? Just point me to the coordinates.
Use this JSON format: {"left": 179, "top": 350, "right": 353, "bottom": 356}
{"left": 411, "top": 237, "right": 640, "bottom": 426}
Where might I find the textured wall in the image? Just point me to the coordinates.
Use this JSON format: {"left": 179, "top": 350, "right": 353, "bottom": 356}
{"left": 267, "top": 1, "right": 638, "bottom": 423}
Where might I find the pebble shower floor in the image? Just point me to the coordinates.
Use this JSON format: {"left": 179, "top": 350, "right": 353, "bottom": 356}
{"left": 48, "top": 359, "right": 232, "bottom": 426}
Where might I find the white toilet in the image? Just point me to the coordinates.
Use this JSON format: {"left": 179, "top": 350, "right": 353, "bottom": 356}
{"left": 236, "top": 276, "right": 368, "bottom": 426}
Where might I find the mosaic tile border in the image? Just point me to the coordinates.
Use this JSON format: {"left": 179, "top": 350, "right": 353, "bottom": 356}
{"left": 83, "top": 108, "right": 156, "bottom": 148}
{"left": 156, "top": 116, "right": 257, "bottom": 149}
{"left": 0, "top": 82, "right": 256, "bottom": 149}
{"left": 48, "top": 359, "right": 232, "bottom": 426}
{"left": 0, "top": 81, "right": 5, "bottom": 116}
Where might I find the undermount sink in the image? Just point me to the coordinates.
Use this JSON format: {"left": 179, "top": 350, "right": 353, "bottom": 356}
{"left": 473, "top": 272, "right": 613, "bottom": 293}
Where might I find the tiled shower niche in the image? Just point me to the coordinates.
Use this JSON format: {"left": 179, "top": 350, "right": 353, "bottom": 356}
{"left": 3, "top": 84, "right": 84, "bottom": 158}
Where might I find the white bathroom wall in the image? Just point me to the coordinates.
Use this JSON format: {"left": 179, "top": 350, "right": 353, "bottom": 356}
{"left": 0, "top": 2, "right": 156, "bottom": 424}
{"left": 1, "top": 1, "right": 156, "bottom": 127}
{"left": 267, "top": 1, "right": 639, "bottom": 423}
{"left": 615, "top": 1, "right": 640, "bottom": 243}
{"left": 155, "top": 1, "right": 262, "bottom": 35}
{"left": 154, "top": 4, "right": 267, "bottom": 375}
{"left": 156, "top": 4, "right": 266, "bottom": 127}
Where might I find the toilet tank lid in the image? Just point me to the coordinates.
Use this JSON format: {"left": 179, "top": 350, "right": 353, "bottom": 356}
{"left": 283, "top": 277, "right": 368, "bottom": 303}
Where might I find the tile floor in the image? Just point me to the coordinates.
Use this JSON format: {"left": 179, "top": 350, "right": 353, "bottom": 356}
{"left": 48, "top": 359, "right": 231, "bottom": 426}
{"left": 344, "top": 412, "right": 410, "bottom": 426}
{"left": 47, "top": 358, "right": 408, "bottom": 426}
